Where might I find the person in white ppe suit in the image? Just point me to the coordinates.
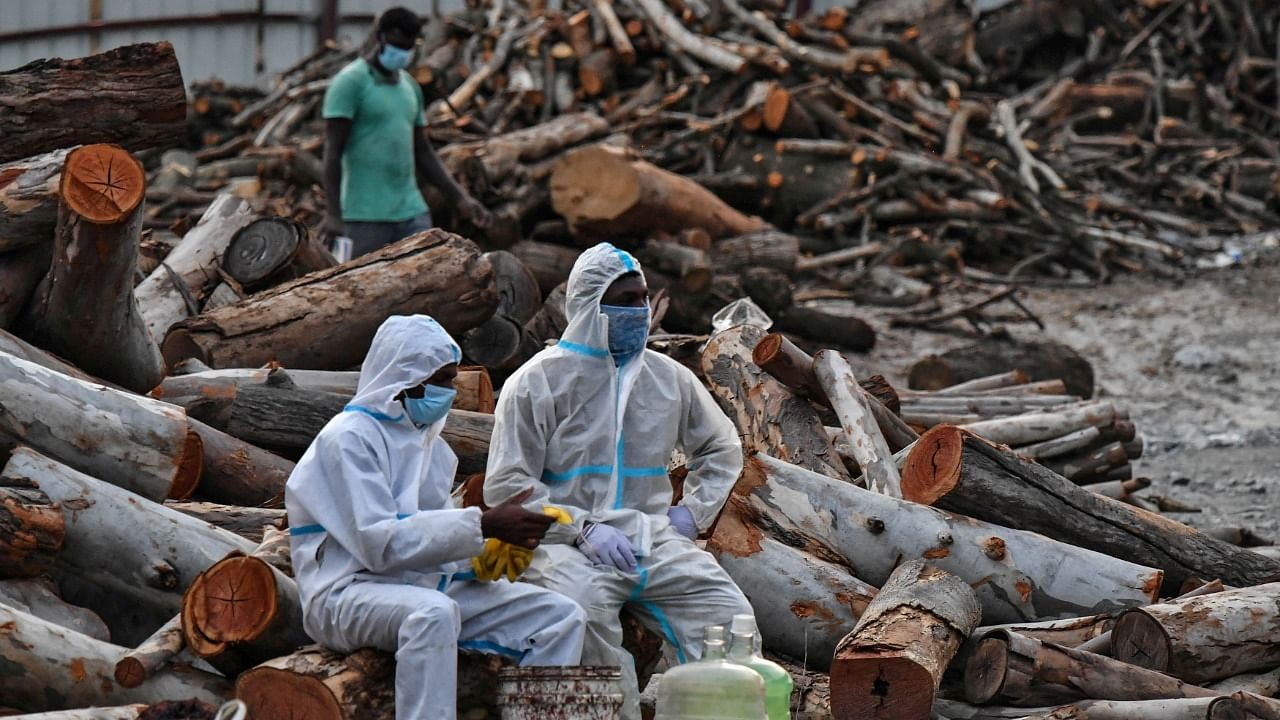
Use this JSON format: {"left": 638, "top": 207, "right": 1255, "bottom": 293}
{"left": 484, "top": 243, "right": 754, "bottom": 719}
{"left": 287, "top": 315, "right": 586, "bottom": 720}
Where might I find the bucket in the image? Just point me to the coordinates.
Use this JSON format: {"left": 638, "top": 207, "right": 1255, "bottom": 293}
{"left": 497, "top": 666, "right": 625, "bottom": 719}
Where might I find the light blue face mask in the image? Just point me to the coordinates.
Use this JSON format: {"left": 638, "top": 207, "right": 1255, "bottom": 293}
{"left": 601, "top": 304, "right": 650, "bottom": 365}
{"left": 402, "top": 384, "right": 455, "bottom": 429}
{"left": 378, "top": 42, "right": 414, "bottom": 71}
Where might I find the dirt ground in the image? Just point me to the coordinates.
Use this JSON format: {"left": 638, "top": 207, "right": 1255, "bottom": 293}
{"left": 838, "top": 254, "right": 1280, "bottom": 540}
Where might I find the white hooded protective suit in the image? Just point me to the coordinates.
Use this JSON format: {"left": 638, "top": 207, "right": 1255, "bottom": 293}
{"left": 483, "top": 244, "right": 753, "bottom": 720}
{"left": 287, "top": 315, "right": 585, "bottom": 720}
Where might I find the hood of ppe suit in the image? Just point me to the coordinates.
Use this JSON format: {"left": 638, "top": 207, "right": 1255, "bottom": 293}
{"left": 560, "top": 242, "right": 643, "bottom": 355}
{"left": 348, "top": 314, "right": 462, "bottom": 420}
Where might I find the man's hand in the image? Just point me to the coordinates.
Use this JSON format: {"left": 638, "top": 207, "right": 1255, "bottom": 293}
{"left": 456, "top": 195, "right": 493, "bottom": 229}
{"left": 480, "top": 487, "right": 556, "bottom": 549}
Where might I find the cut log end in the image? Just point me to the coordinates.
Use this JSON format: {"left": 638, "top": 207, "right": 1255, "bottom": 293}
{"left": 161, "top": 329, "right": 210, "bottom": 371}
{"left": 237, "top": 667, "right": 344, "bottom": 720}
{"left": 830, "top": 654, "right": 937, "bottom": 719}
{"left": 223, "top": 218, "right": 303, "bottom": 286}
{"left": 114, "top": 656, "right": 146, "bottom": 688}
{"left": 962, "top": 636, "right": 1009, "bottom": 704}
{"left": 549, "top": 145, "right": 640, "bottom": 224}
{"left": 900, "top": 424, "right": 965, "bottom": 506}
{"left": 750, "top": 332, "right": 784, "bottom": 368}
{"left": 169, "top": 428, "right": 204, "bottom": 500}
{"left": 61, "top": 144, "right": 146, "bottom": 224}
{"left": 763, "top": 85, "right": 791, "bottom": 133}
{"left": 1111, "top": 609, "right": 1172, "bottom": 674}
{"left": 191, "top": 555, "right": 278, "bottom": 643}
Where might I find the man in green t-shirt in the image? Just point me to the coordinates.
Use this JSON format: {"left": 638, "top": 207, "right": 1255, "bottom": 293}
{"left": 322, "top": 7, "right": 491, "bottom": 258}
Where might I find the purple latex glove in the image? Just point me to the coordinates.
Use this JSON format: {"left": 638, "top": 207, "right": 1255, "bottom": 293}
{"left": 576, "top": 522, "right": 638, "bottom": 572}
{"left": 667, "top": 506, "right": 698, "bottom": 540}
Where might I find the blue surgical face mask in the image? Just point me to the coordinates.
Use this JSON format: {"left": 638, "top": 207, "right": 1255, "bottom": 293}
{"left": 378, "top": 42, "right": 414, "bottom": 71}
{"left": 402, "top": 384, "right": 455, "bottom": 429}
{"left": 601, "top": 304, "right": 650, "bottom": 364}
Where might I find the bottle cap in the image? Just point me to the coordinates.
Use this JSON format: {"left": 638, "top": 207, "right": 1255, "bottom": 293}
{"left": 704, "top": 625, "right": 726, "bottom": 642}
{"left": 730, "top": 614, "right": 757, "bottom": 635}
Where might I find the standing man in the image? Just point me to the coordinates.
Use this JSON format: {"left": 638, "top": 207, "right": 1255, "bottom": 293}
{"left": 484, "top": 243, "right": 756, "bottom": 720}
{"left": 287, "top": 315, "right": 585, "bottom": 720}
{"left": 322, "top": 7, "right": 491, "bottom": 258}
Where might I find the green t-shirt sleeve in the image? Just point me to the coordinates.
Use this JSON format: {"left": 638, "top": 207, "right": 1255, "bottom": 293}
{"left": 412, "top": 79, "right": 426, "bottom": 128}
{"left": 323, "top": 69, "right": 364, "bottom": 120}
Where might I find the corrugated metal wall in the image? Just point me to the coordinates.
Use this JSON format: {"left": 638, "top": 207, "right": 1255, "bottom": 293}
{"left": 0, "top": 0, "right": 464, "bottom": 88}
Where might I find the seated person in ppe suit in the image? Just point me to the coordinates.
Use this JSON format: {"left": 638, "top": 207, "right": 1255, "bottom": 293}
{"left": 483, "top": 243, "right": 755, "bottom": 720}
{"left": 286, "top": 315, "right": 586, "bottom": 720}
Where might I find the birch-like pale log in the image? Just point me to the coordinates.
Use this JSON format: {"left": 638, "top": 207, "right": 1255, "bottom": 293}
{"left": 0, "top": 707, "right": 148, "bottom": 719}
{"left": 814, "top": 349, "right": 901, "bottom": 497}
{"left": 1013, "top": 697, "right": 1243, "bottom": 720}
{"left": 114, "top": 614, "right": 184, "bottom": 688}
{"left": 959, "top": 401, "right": 1116, "bottom": 446}
{"left": 1111, "top": 581, "right": 1280, "bottom": 684}
{"left": 743, "top": 454, "right": 1160, "bottom": 623}
{"left": 0, "top": 351, "right": 201, "bottom": 501}
{"left": 1, "top": 448, "right": 254, "bottom": 644}
{"left": 830, "top": 561, "right": 980, "bottom": 719}
{"left": 134, "top": 194, "right": 256, "bottom": 340}
{"left": 0, "top": 577, "right": 108, "bottom": 641}
{"left": 0, "top": 601, "right": 228, "bottom": 712}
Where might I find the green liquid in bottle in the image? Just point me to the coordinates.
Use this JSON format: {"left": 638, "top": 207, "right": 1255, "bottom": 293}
{"left": 727, "top": 615, "right": 793, "bottom": 720}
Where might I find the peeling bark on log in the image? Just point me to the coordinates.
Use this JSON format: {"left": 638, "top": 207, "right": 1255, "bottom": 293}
{"left": 20, "top": 145, "right": 162, "bottom": 392}
{"left": 1111, "top": 582, "right": 1280, "bottom": 684}
{"left": 0, "top": 576, "right": 108, "bottom": 641}
{"left": 0, "top": 601, "right": 228, "bottom": 713}
{"left": 741, "top": 453, "right": 1161, "bottom": 623}
{"left": 236, "top": 646, "right": 395, "bottom": 720}
{"left": 0, "top": 482, "right": 63, "bottom": 579}
{"left": 973, "top": 614, "right": 1114, "bottom": 649}
{"left": 700, "top": 324, "right": 851, "bottom": 482}
{"left": 964, "top": 630, "right": 1217, "bottom": 707}
{"left": 830, "top": 561, "right": 980, "bottom": 720}
{"left": 0, "top": 351, "right": 200, "bottom": 502}
{"left": 707, "top": 501, "right": 874, "bottom": 671}
{"left": 162, "top": 230, "right": 498, "bottom": 371}
{"left": 187, "top": 418, "right": 294, "bottom": 508}
{"left": 134, "top": 195, "right": 256, "bottom": 341}
{"left": 0, "top": 42, "right": 186, "bottom": 164}
{"left": 909, "top": 340, "right": 1095, "bottom": 398}
{"left": 0, "top": 148, "right": 68, "bottom": 253}
{"left": 550, "top": 144, "right": 767, "bottom": 240}
{"left": 902, "top": 426, "right": 1280, "bottom": 591}
{"left": 1, "top": 447, "right": 254, "bottom": 645}
{"left": 814, "top": 349, "right": 901, "bottom": 496}
{"left": 165, "top": 501, "right": 286, "bottom": 543}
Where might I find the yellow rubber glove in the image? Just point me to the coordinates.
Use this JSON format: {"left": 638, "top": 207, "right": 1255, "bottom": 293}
{"left": 472, "top": 506, "right": 572, "bottom": 582}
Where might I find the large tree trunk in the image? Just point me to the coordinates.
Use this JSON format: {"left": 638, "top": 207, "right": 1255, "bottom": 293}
{"left": 831, "top": 561, "right": 980, "bottom": 720}
{"left": 134, "top": 195, "right": 256, "bottom": 341}
{"left": 187, "top": 418, "right": 294, "bottom": 508}
{"left": 701, "top": 325, "right": 851, "bottom": 482}
{"left": 550, "top": 144, "right": 768, "bottom": 240}
{"left": 1, "top": 447, "right": 255, "bottom": 645}
{"left": 902, "top": 426, "right": 1280, "bottom": 591}
{"left": 707, "top": 501, "right": 875, "bottom": 671}
{"left": 909, "top": 340, "right": 1095, "bottom": 398}
{"left": 20, "top": 144, "right": 162, "bottom": 392}
{"left": 741, "top": 454, "right": 1161, "bottom": 623}
{"left": 1111, "top": 582, "right": 1280, "bottom": 684}
{"left": 0, "top": 602, "right": 228, "bottom": 713}
{"left": 0, "top": 43, "right": 185, "bottom": 164}
{"left": 165, "top": 501, "right": 286, "bottom": 543}
{"left": 0, "top": 244, "right": 52, "bottom": 328}
{"left": 161, "top": 230, "right": 497, "bottom": 371}
{"left": 0, "top": 577, "right": 108, "bottom": 641}
{"left": 964, "top": 630, "right": 1217, "bottom": 707}
{"left": 0, "top": 148, "right": 68, "bottom": 253}
{"left": 0, "top": 352, "right": 201, "bottom": 502}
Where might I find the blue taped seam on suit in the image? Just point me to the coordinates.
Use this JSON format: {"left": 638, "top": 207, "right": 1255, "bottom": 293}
{"left": 628, "top": 568, "right": 687, "bottom": 664}
{"left": 542, "top": 465, "right": 614, "bottom": 483}
{"left": 459, "top": 639, "right": 527, "bottom": 660}
{"left": 609, "top": 245, "right": 636, "bottom": 271}
{"left": 289, "top": 524, "right": 326, "bottom": 536}
{"left": 557, "top": 340, "right": 610, "bottom": 359}
{"left": 343, "top": 404, "right": 406, "bottom": 422}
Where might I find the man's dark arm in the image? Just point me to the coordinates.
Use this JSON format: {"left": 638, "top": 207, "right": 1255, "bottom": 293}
{"left": 323, "top": 118, "right": 352, "bottom": 236}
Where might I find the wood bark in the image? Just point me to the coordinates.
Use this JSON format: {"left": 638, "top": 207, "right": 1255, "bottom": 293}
{"left": 165, "top": 502, "right": 286, "bottom": 543}
{"left": 0, "top": 576, "right": 108, "bottom": 641}
{"left": 550, "top": 144, "right": 767, "bottom": 240}
{"left": 707, "top": 501, "right": 875, "bottom": 671}
{"left": 964, "top": 630, "right": 1217, "bottom": 707}
{"left": 0, "top": 42, "right": 186, "bottom": 164}
{"left": 830, "top": 561, "right": 981, "bottom": 720}
{"left": 712, "top": 230, "right": 800, "bottom": 273}
{"left": 0, "top": 147, "right": 67, "bottom": 253}
{"left": 134, "top": 195, "right": 256, "bottom": 341}
{"left": 973, "top": 614, "right": 1114, "bottom": 649}
{"left": 187, "top": 418, "right": 294, "bottom": 508}
{"left": 740, "top": 453, "right": 1161, "bottom": 623}
{"left": 1210, "top": 667, "right": 1280, "bottom": 697}
{"left": 960, "top": 402, "right": 1117, "bottom": 447}
{"left": 0, "top": 482, "right": 63, "bottom": 579}
{"left": 0, "top": 351, "right": 201, "bottom": 502}
{"left": 814, "top": 349, "right": 902, "bottom": 496}
{"left": 0, "top": 601, "right": 228, "bottom": 713}
{"left": 162, "top": 230, "right": 498, "bottom": 371}
{"left": 775, "top": 305, "right": 876, "bottom": 352}
{"left": 1111, "top": 582, "right": 1280, "bottom": 684}
{"left": 440, "top": 112, "right": 610, "bottom": 185}
{"left": 700, "top": 324, "right": 851, "bottom": 482}
{"left": 0, "top": 706, "right": 148, "bottom": 719}
{"left": 20, "top": 145, "right": 162, "bottom": 392}
{"left": 222, "top": 216, "right": 335, "bottom": 291}
{"left": 1, "top": 447, "right": 255, "bottom": 645}
{"left": 0, "top": 328, "right": 104, "bottom": 385}
{"left": 459, "top": 251, "right": 543, "bottom": 369}
{"left": 638, "top": 239, "right": 713, "bottom": 293}
{"left": 909, "top": 340, "right": 1095, "bottom": 398}
{"left": 509, "top": 241, "right": 580, "bottom": 296}
{"left": 901, "top": 425, "right": 1280, "bottom": 591}
{"left": 1013, "top": 697, "right": 1244, "bottom": 720}
{"left": 114, "top": 615, "right": 185, "bottom": 689}
{"left": 0, "top": 244, "right": 52, "bottom": 329}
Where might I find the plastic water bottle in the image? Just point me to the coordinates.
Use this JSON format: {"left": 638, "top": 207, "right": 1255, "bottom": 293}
{"left": 655, "top": 625, "right": 767, "bottom": 720}
{"left": 727, "top": 615, "right": 794, "bottom": 720}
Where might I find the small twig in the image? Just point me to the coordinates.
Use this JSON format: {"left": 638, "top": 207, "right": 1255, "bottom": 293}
{"left": 996, "top": 100, "right": 1066, "bottom": 194}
